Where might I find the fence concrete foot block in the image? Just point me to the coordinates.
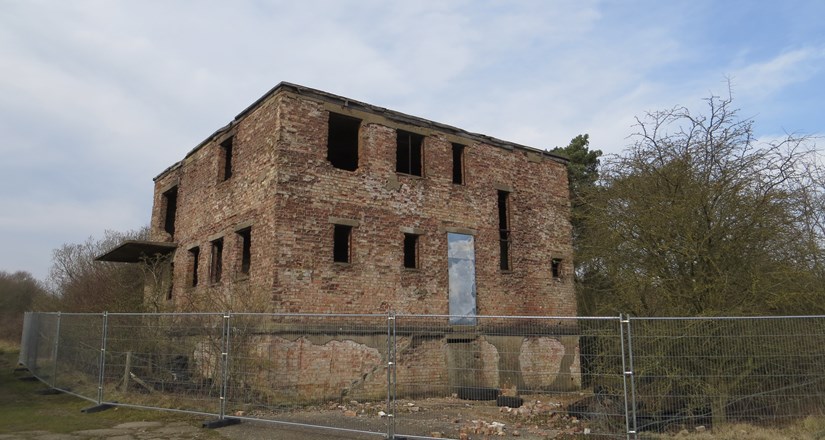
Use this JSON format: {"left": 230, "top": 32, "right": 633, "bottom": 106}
{"left": 202, "top": 418, "right": 241, "bottom": 429}
{"left": 81, "top": 404, "right": 115, "bottom": 413}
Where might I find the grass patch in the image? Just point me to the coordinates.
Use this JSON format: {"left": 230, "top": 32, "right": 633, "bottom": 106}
{"left": 642, "top": 420, "right": 825, "bottom": 440}
{"left": 0, "top": 349, "right": 220, "bottom": 436}
{"left": 0, "top": 339, "right": 20, "bottom": 354}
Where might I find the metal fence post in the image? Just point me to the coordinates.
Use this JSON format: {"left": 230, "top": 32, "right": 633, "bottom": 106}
{"left": 386, "top": 311, "right": 397, "bottom": 439}
{"left": 19, "top": 312, "right": 30, "bottom": 367}
{"left": 97, "top": 311, "right": 109, "bottom": 405}
{"left": 619, "top": 314, "right": 637, "bottom": 440}
{"left": 219, "top": 313, "right": 231, "bottom": 420}
{"left": 626, "top": 316, "right": 638, "bottom": 439}
{"left": 51, "top": 312, "right": 61, "bottom": 388}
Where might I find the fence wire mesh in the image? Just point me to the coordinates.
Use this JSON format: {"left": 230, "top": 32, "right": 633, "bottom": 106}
{"left": 20, "top": 312, "right": 60, "bottom": 386}
{"left": 101, "top": 313, "right": 226, "bottom": 416}
{"left": 53, "top": 313, "right": 104, "bottom": 402}
{"left": 17, "top": 312, "right": 825, "bottom": 439}
{"left": 223, "top": 313, "right": 390, "bottom": 436}
{"left": 628, "top": 316, "right": 825, "bottom": 435}
{"left": 392, "top": 315, "right": 624, "bottom": 439}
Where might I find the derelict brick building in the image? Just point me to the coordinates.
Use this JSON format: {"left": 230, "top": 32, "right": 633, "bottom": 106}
{"left": 99, "top": 82, "right": 579, "bottom": 399}
{"left": 137, "top": 82, "right": 574, "bottom": 317}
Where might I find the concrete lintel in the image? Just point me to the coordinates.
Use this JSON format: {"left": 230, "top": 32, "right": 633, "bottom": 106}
{"left": 400, "top": 227, "right": 426, "bottom": 235}
{"left": 494, "top": 183, "right": 514, "bottom": 193}
{"left": 234, "top": 220, "right": 253, "bottom": 232}
{"left": 328, "top": 217, "right": 361, "bottom": 227}
{"left": 214, "top": 129, "right": 236, "bottom": 146}
{"left": 442, "top": 226, "right": 477, "bottom": 236}
{"left": 158, "top": 181, "right": 179, "bottom": 195}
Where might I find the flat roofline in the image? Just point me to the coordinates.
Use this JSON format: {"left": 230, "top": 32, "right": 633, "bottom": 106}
{"left": 155, "top": 82, "right": 569, "bottom": 181}
{"left": 95, "top": 240, "right": 177, "bottom": 263}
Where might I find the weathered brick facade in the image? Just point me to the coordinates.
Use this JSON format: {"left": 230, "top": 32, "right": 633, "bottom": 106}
{"left": 151, "top": 82, "right": 574, "bottom": 316}
{"left": 145, "top": 83, "right": 579, "bottom": 398}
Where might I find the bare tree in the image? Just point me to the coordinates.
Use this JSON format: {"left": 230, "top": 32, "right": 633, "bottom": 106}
{"left": 48, "top": 228, "right": 150, "bottom": 312}
{"left": 576, "top": 89, "right": 825, "bottom": 426}
{"left": 578, "top": 91, "right": 823, "bottom": 316}
{"left": 0, "top": 270, "right": 48, "bottom": 342}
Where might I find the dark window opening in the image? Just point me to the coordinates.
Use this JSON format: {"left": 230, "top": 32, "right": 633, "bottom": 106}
{"left": 403, "top": 233, "right": 419, "bottom": 269}
{"left": 327, "top": 113, "right": 360, "bottom": 171}
{"left": 552, "top": 259, "right": 562, "bottom": 279}
{"left": 162, "top": 186, "right": 178, "bottom": 237}
{"left": 189, "top": 247, "right": 200, "bottom": 287}
{"left": 220, "top": 136, "right": 234, "bottom": 181}
{"left": 166, "top": 262, "right": 174, "bottom": 300}
{"left": 396, "top": 130, "right": 423, "bottom": 176}
{"left": 333, "top": 224, "right": 352, "bottom": 263}
{"left": 238, "top": 227, "right": 252, "bottom": 275}
{"left": 210, "top": 238, "right": 223, "bottom": 283}
{"left": 498, "top": 190, "right": 511, "bottom": 270}
{"left": 452, "top": 143, "right": 465, "bottom": 184}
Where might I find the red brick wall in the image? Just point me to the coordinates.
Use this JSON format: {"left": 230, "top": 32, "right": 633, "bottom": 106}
{"left": 152, "top": 89, "right": 574, "bottom": 316}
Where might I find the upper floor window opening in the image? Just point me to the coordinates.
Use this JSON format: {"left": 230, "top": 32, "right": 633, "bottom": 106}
{"left": 552, "top": 258, "right": 563, "bottom": 279}
{"left": 162, "top": 186, "right": 178, "bottom": 238}
{"left": 237, "top": 227, "right": 252, "bottom": 276}
{"left": 498, "top": 190, "right": 511, "bottom": 271}
{"left": 219, "top": 136, "right": 234, "bottom": 181}
{"left": 189, "top": 246, "right": 200, "bottom": 287}
{"left": 452, "top": 143, "right": 465, "bottom": 185}
{"left": 396, "top": 130, "right": 423, "bottom": 176}
{"left": 210, "top": 237, "right": 224, "bottom": 284}
{"left": 403, "top": 233, "right": 420, "bottom": 269}
{"left": 333, "top": 224, "right": 353, "bottom": 264}
{"left": 327, "top": 113, "right": 361, "bottom": 171}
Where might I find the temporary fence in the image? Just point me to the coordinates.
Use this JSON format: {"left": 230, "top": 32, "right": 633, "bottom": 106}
{"left": 17, "top": 312, "right": 825, "bottom": 439}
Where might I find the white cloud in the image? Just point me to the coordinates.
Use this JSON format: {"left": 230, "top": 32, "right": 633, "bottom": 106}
{"left": 730, "top": 48, "right": 825, "bottom": 101}
{"left": 1, "top": 0, "right": 824, "bottom": 281}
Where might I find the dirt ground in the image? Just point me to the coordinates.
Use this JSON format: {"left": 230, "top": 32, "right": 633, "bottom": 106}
{"left": 214, "top": 394, "right": 595, "bottom": 439}
{"left": 0, "top": 397, "right": 592, "bottom": 440}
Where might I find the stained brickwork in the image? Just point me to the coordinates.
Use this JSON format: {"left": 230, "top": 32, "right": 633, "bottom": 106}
{"left": 151, "top": 82, "right": 574, "bottom": 316}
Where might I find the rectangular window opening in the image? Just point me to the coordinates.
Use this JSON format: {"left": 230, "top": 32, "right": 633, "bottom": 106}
{"left": 189, "top": 247, "right": 200, "bottom": 287}
{"left": 333, "top": 224, "right": 352, "bottom": 263}
{"left": 498, "top": 190, "right": 511, "bottom": 271}
{"left": 237, "top": 227, "right": 252, "bottom": 275}
{"left": 162, "top": 186, "right": 178, "bottom": 237}
{"left": 552, "top": 258, "right": 562, "bottom": 279}
{"left": 220, "top": 136, "right": 234, "bottom": 181}
{"left": 403, "top": 233, "right": 419, "bottom": 269}
{"left": 327, "top": 113, "right": 361, "bottom": 171}
{"left": 452, "top": 143, "right": 465, "bottom": 184}
{"left": 210, "top": 238, "right": 223, "bottom": 283}
{"left": 396, "top": 130, "right": 423, "bottom": 176}
{"left": 166, "top": 262, "right": 174, "bottom": 300}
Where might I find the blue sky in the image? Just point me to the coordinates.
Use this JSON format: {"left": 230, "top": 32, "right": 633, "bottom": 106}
{"left": 2, "top": 0, "right": 824, "bottom": 283}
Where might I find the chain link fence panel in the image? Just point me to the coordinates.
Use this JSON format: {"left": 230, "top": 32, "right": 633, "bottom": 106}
{"left": 223, "top": 313, "right": 390, "bottom": 437}
{"left": 391, "top": 315, "right": 625, "bottom": 439}
{"left": 53, "top": 313, "right": 105, "bottom": 403}
{"left": 628, "top": 316, "right": 825, "bottom": 435}
{"left": 18, "top": 312, "right": 825, "bottom": 439}
{"left": 101, "top": 313, "right": 226, "bottom": 416}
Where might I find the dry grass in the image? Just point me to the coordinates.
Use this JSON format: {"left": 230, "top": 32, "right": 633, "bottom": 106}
{"left": 642, "top": 418, "right": 825, "bottom": 439}
{"left": 0, "top": 348, "right": 220, "bottom": 436}
{"left": 0, "top": 339, "right": 20, "bottom": 354}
